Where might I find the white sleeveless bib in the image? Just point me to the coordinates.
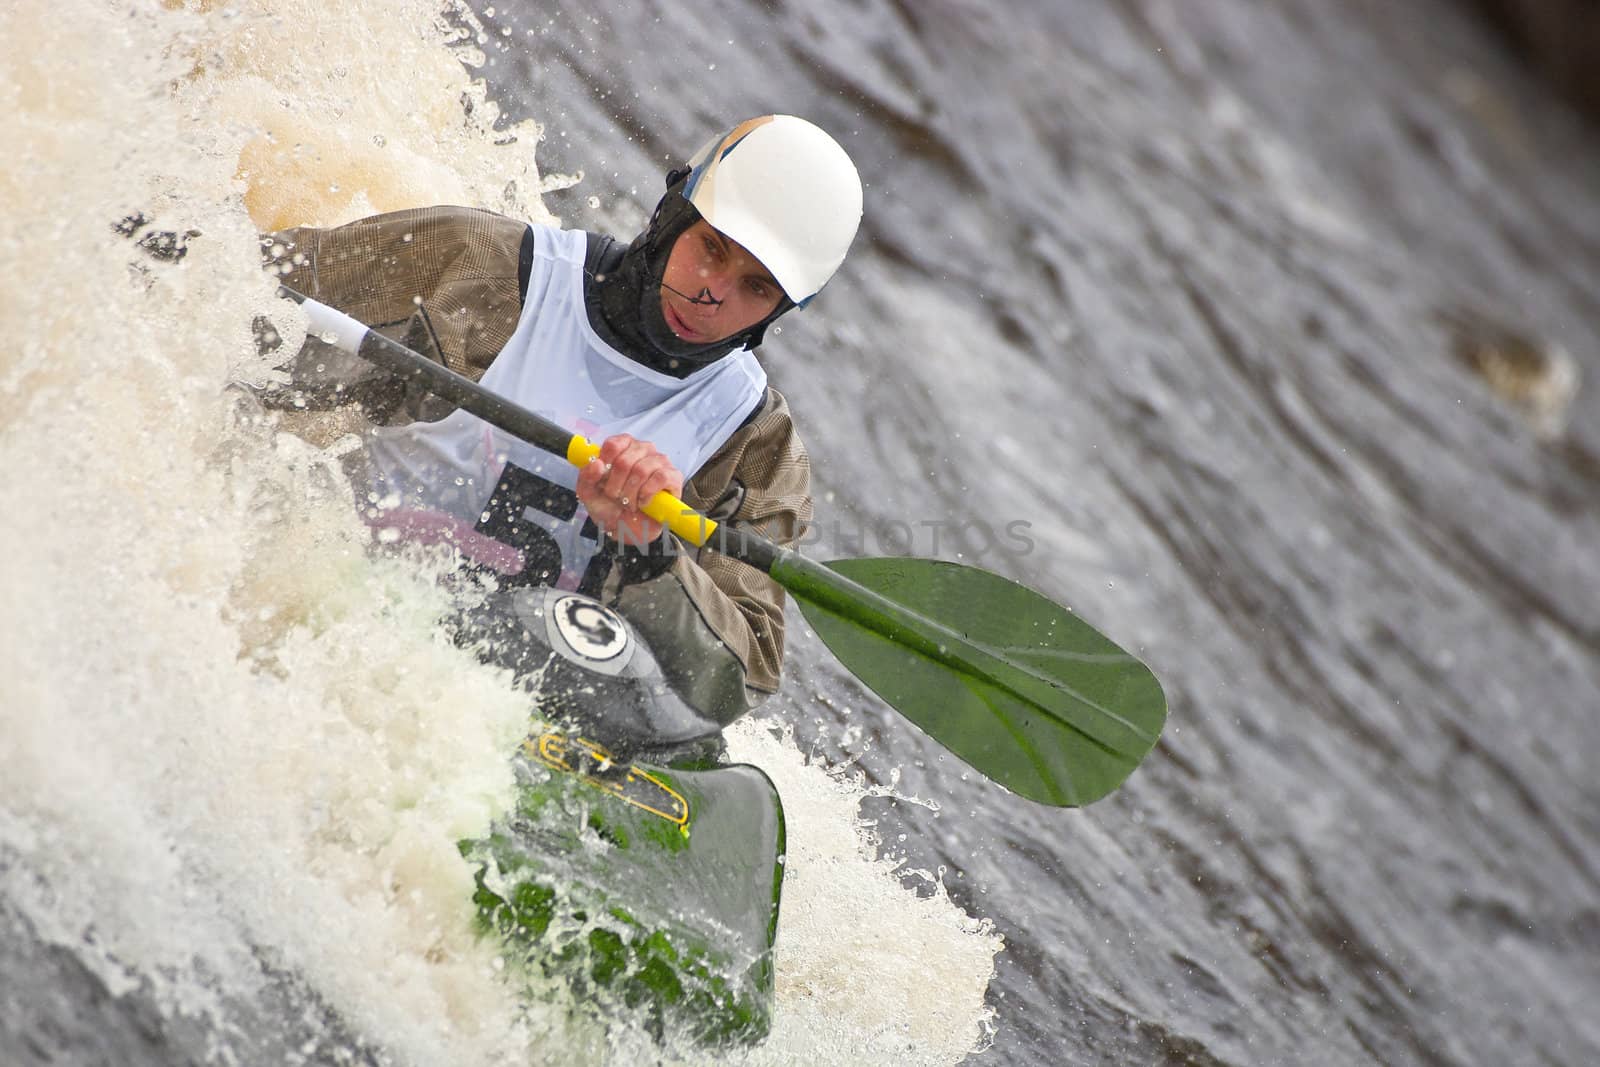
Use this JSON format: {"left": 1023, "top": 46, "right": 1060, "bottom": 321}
{"left": 361, "top": 225, "right": 766, "bottom": 588}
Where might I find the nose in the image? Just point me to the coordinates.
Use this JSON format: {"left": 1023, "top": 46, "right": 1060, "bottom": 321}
{"left": 687, "top": 272, "right": 725, "bottom": 308}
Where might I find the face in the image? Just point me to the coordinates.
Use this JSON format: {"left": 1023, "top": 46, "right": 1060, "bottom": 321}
{"left": 658, "top": 220, "right": 785, "bottom": 344}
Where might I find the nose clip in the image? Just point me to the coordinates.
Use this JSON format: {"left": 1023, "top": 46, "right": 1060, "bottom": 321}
{"left": 662, "top": 280, "right": 724, "bottom": 308}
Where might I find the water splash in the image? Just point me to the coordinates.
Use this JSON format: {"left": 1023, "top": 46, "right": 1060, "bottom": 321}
{"left": 0, "top": 2, "right": 1000, "bottom": 1063}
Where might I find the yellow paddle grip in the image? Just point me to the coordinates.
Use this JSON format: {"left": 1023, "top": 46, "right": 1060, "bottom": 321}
{"left": 566, "top": 435, "right": 718, "bottom": 547}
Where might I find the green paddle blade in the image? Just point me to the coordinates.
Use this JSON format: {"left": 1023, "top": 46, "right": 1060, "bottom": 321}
{"left": 782, "top": 557, "right": 1166, "bottom": 807}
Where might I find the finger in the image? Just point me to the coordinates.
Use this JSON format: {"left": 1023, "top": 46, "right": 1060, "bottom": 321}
{"left": 597, "top": 436, "right": 636, "bottom": 490}
{"left": 624, "top": 442, "right": 681, "bottom": 501}
{"left": 633, "top": 467, "right": 676, "bottom": 514}
{"left": 598, "top": 434, "right": 635, "bottom": 465}
{"left": 579, "top": 460, "right": 638, "bottom": 533}
{"left": 617, "top": 451, "right": 667, "bottom": 510}
{"left": 575, "top": 460, "right": 616, "bottom": 520}
{"left": 576, "top": 455, "right": 607, "bottom": 494}
{"left": 600, "top": 439, "right": 649, "bottom": 499}
{"left": 606, "top": 439, "right": 665, "bottom": 506}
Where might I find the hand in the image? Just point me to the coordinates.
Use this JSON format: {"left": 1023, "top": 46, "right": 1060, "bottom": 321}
{"left": 574, "top": 433, "right": 684, "bottom": 548}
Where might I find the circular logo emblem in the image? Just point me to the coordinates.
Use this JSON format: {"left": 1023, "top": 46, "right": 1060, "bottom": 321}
{"left": 547, "top": 594, "right": 631, "bottom": 670}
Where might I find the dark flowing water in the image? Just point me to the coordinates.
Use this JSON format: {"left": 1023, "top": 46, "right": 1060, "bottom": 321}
{"left": 489, "top": 1, "right": 1600, "bottom": 1062}
{"left": 6, "top": 1, "right": 1599, "bottom": 1064}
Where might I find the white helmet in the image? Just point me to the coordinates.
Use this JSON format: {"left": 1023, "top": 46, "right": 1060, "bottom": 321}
{"left": 681, "top": 115, "right": 863, "bottom": 306}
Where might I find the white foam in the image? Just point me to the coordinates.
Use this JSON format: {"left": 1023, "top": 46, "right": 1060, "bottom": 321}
{"left": 0, "top": 2, "right": 1000, "bottom": 1062}
{"left": 725, "top": 721, "right": 1002, "bottom": 1066}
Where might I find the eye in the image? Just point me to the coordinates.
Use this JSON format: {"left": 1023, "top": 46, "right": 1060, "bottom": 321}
{"left": 746, "top": 277, "right": 772, "bottom": 300}
{"left": 701, "top": 234, "right": 723, "bottom": 260}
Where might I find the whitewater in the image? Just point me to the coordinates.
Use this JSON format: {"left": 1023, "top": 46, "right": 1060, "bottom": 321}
{"left": 0, "top": 2, "right": 1001, "bottom": 1063}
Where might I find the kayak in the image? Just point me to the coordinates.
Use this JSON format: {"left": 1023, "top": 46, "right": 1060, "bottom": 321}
{"left": 461, "top": 730, "right": 784, "bottom": 1046}
{"left": 453, "top": 588, "right": 786, "bottom": 1046}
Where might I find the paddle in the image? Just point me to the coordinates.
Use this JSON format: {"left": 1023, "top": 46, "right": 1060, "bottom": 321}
{"left": 279, "top": 287, "right": 1166, "bottom": 806}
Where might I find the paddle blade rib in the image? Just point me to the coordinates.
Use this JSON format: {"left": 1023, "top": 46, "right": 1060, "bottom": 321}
{"left": 780, "top": 557, "right": 1166, "bottom": 807}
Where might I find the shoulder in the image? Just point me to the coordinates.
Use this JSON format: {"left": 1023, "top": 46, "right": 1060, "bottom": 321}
{"left": 337, "top": 205, "right": 529, "bottom": 252}
{"left": 725, "top": 387, "right": 806, "bottom": 461}
{"left": 523, "top": 223, "right": 597, "bottom": 268}
{"left": 269, "top": 205, "right": 534, "bottom": 281}
{"left": 686, "top": 387, "right": 810, "bottom": 513}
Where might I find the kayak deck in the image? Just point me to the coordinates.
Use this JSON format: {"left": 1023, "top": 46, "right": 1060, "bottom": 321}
{"left": 461, "top": 730, "right": 786, "bottom": 1046}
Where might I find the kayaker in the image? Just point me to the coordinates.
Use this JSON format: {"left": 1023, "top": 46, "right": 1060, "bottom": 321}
{"left": 257, "top": 115, "right": 863, "bottom": 759}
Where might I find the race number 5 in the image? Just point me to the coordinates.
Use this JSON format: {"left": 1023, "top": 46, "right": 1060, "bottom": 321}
{"left": 475, "top": 462, "right": 607, "bottom": 593}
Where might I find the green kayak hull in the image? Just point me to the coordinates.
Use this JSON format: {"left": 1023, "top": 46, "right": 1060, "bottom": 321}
{"left": 460, "top": 731, "right": 786, "bottom": 1046}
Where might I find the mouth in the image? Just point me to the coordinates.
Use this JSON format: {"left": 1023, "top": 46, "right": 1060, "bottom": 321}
{"left": 662, "top": 297, "right": 703, "bottom": 341}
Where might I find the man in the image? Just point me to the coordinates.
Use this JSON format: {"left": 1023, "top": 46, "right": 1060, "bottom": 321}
{"left": 258, "top": 115, "right": 863, "bottom": 759}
